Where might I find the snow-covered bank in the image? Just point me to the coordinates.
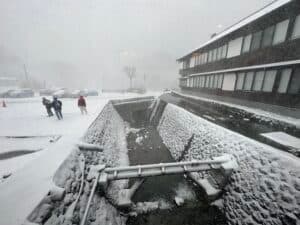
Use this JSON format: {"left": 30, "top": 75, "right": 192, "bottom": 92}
{"left": 0, "top": 137, "right": 80, "bottom": 225}
{"left": 158, "top": 103, "right": 300, "bottom": 224}
{"left": 172, "top": 91, "right": 300, "bottom": 128}
{"left": 84, "top": 102, "right": 129, "bottom": 201}
{"left": 0, "top": 93, "right": 152, "bottom": 225}
{"left": 26, "top": 100, "right": 136, "bottom": 225}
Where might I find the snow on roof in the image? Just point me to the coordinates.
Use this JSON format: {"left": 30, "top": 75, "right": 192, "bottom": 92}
{"left": 178, "top": 0, "right": 292, "bottom": 60}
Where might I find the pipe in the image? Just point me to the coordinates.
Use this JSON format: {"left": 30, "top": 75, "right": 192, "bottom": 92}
{"left": 65, "top": 155, "right": 86, "bottom": 220}
{"left": 104, "top": 158, "right": 228, "bottom": 172}
{"left": 80, "top": 172, "right": 100, "bottom": 225}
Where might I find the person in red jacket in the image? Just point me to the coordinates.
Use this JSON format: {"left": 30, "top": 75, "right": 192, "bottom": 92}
{"left": 77, "top": 95, "right": 87, "bottom": 115}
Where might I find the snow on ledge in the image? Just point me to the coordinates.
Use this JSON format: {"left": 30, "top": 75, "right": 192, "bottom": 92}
{"left": 261, "top": 131, "right": 300, "bottom": 151}
{"left": 172, "top": 91, "right": 300, "bottom": 128}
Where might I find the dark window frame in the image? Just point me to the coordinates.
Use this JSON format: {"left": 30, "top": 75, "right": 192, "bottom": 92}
{"left": 261, "top": 25, "right": 275, "bottom": 48}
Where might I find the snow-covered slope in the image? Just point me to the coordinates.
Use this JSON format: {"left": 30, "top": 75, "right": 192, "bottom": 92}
{"left": 158, "top": 103, "right": 300, "bottom": 224}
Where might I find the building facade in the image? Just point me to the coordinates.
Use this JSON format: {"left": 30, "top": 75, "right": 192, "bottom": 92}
{"left": 177, "top": 0, "right": 300, "bottom": 108}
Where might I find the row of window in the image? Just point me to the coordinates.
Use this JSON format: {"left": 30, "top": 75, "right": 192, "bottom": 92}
{"left": 180, "top": 67, "right": 300, "bottom": 94}
{"left": 181, "top": 14, "right": 300, "bottom": 69}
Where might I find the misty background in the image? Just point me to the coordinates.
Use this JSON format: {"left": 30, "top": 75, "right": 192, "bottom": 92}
{"left": 0, "top": 0, "right": 273, "bottom": 90}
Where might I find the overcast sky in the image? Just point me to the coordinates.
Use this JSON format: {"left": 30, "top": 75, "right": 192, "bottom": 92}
{"left": 0, "top": 0, "right": 273, "bottom": 90}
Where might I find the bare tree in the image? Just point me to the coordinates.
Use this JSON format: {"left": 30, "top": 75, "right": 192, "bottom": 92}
{"left": 123, "top": 66, "right": 136, "bottom": 89}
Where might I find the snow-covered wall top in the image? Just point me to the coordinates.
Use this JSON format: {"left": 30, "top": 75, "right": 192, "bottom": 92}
{"left": 84, "top": 102, "right": 128, "bottom": 168}
{"left": 158, "top": 103, "right": 300, "bottom": 225}
{"left": 84, "top": 102, "right": 129, "bottom": 201}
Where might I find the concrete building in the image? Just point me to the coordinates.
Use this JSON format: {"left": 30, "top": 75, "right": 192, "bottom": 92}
{"left": 177, "top": 0, "right": 300, "bottom": 108}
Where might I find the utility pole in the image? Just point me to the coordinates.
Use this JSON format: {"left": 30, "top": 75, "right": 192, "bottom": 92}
{"left": 23, "top": 64, "right": 29, "bottom": 82}
{"left": 23, "top": 64, "right": 29, "bottom": 88}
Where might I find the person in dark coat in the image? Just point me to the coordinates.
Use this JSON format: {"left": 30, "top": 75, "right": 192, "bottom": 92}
{"left": 52, "top": 96, "right": 63, "bottom": 120}
{"left": 42, "top": 97, "right": 53, "bottom": 117}
{"left": 77, "top": 95, "right": 87, "bottom": 114}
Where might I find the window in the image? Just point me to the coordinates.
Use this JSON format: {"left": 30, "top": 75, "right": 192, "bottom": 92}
{"left": 217, "top": 46, "right": 222, "bottom": 60}
{"left": 262, "top": 26, "right": 275, "bottom": 47}
{"left": 217, "top": 74, "right": 223, "bottom": 88}
{"left": 288, "top": 68, "right": 300, "bottom": 94}
{"left": 203, "top": 52, "right": 208, "bottom": 64}
{"left": 222, "top": 73, "right": 236, "bottom": 91}
{"left": 208, "top": 50, "right": 213, "bottom": 62}
{"left": 205, "top": 76, "right": 209, "bottom": 87}
{"left": 292, "top": 15, "right": 300, "bottom": 39}
{"left": 211, "top": 75, "right": 215, "bottom": 88}
{"left": 183, "top": 60, "right": 190, "bottom": 69}
{"left": 195, "top": 55, "right": 199, "bottom": 66}
{"left": 198, "top": 54, "right": 202, "bottom": 65}
{"left": 244, "top": 72, "right": 254, "bottom": 90}
{"left": 213, "top": 74, "right": 218, "bottom": 88}
{"left": 262, "top": 70, "right": 277, "bottom": 92}
{"left": 212, "top": 49, "right": 217, "bottom": 61}
{"left": 278, "top": 69, "right": 292, "bottom": 93}
{"left": 251, "top": 31, "right": 262, "bottom": 51}
{"left": 190, "top": 56, "right": 196, "bottom": 67}
{"left": 273, "top": 19, "right": 289, "bottom": 45}
{"left": 242, "top": 34, "right": 252, "bottom": 53}
{"left": 221, "top": 44, "right": 227, "bottom": 58}
{"left": 253, "top": 71, "right": 265, "bottom": 91}
{"left": 199, "top": 76, "right": 202, "bottom": 87}
{"left": 227, "top": 37, "right": 243, "bottom": 58}
{"left": 236, "top": 72, "right": 245, "bottom": 90}
{"left": 200, "top": 76, "right": 205, "bottom": 87}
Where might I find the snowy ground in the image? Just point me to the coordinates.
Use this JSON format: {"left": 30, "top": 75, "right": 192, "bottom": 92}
{"left": 0, "top": 93, "right": 159, "bottom": 178}
{"left": 0, "top": 92, "right": 158, "bottom": 225}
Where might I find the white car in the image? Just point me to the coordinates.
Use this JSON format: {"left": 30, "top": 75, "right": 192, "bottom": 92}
{"left": 8, "top": 89, "right": 34, "bottom": 98}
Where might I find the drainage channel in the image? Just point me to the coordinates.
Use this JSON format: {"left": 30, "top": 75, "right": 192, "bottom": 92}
{"left": 29, "top": 100, "right": 227, "bottom": 225}
{"left": 160, "top": 93, "right": 300, "bottom": 157}
{"left": 117, "top": 103, "right": 227, "bottom": 225}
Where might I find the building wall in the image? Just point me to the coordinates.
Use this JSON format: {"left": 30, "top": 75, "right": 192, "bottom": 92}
{"left": 178, "top": 0, "right": 300, "bottom": 108}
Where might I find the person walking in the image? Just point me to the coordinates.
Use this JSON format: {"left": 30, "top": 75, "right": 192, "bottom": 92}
{"left": 42, "top": 97, "right": 53, "bottom": 117}
{"left": 77, "top": 95, "right": 87, "bottom": 115}
{"left": 52, "top": 96, "right": 63, "bottom": 120}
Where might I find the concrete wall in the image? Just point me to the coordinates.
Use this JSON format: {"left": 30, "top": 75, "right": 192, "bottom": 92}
{"left": 158, "top": 103, "right": 300, "bottom": 225}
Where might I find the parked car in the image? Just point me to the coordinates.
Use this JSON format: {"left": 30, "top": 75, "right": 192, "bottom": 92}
{"left": 86, "top": 89, "right": 99, "bottom": 96}
{"left": 52, "top": 89, "right": 72, "bottom": 98}
{"left": 39, "top": 88, "right": 54, "bottom": 96}
{"left": 8, "top": 89, "right": 34, "bottom": 98}
{"left": 0, "top": 89, "right": 14, "bottom": 98}
{"left": 69, "top": 89, "right": 88, "bottom": 98}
